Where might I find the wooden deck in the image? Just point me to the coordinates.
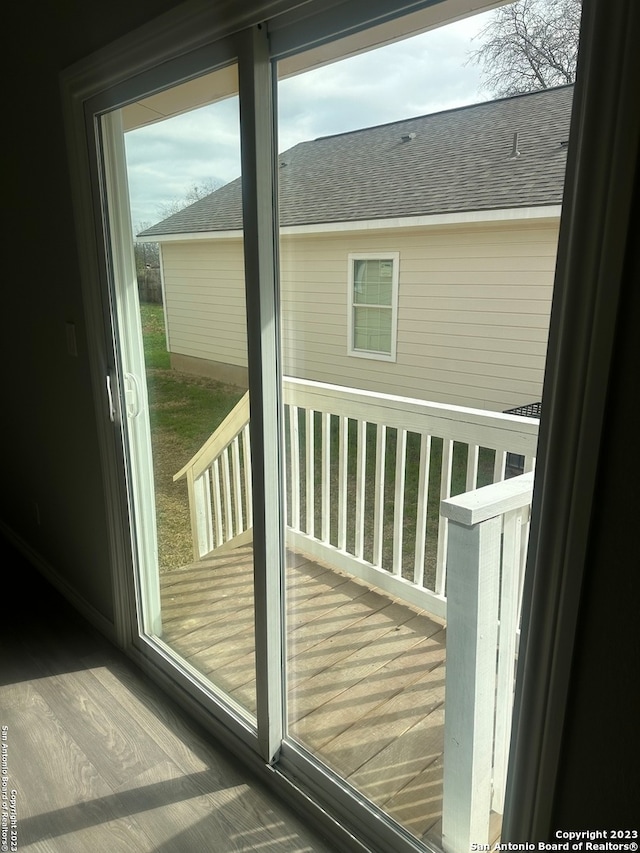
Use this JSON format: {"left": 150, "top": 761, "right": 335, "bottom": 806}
{"left": 159, "top": 543, "right": 448, "bottom": 844}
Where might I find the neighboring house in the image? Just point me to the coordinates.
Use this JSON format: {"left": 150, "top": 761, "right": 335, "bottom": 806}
{"left": 139, "top": 85, "right": 573, "bottom": 412}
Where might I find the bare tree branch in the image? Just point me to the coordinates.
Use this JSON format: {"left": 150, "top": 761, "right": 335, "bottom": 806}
{"left": 468, "top": 0, "right": 582, "bottom": 97}
{"left": 156, "top": 177, "right": 224, "bottom": 219}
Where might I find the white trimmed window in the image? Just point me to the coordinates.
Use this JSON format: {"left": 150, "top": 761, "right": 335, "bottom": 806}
{"left": 347, "top": 252, "right": 399, "bottom": 361}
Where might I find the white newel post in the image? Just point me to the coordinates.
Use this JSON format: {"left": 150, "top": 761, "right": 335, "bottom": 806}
{"left": 441, "top": 473, "right": 533, "bottom": 853}
{"left": 441, "top": 511, "right": 501, "bottom": 853}
{"left": 188, "top": 468, "right": 213, "bottom": 559}
{"left": 195, "top": 470, "right": 214, "bottom": 558}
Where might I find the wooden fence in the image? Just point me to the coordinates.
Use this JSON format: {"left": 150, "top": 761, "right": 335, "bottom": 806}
{"left": 137, "top": 267, "right": 162, "bottom": 303}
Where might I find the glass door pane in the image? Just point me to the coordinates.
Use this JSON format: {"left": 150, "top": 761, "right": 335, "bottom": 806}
{"left": 102, "top": 62, "right": 258, "bottom": 720}
{"left": 276, "top": 7, "right": 572, "bottom": 848}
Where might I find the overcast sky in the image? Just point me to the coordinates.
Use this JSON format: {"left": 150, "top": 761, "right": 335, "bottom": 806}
{"left": 125, "top": 11, "right": 495, "bottom": 229}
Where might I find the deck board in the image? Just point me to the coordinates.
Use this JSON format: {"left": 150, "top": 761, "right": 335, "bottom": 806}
{"left": 293, "top": 630, "right": 446, "bottom": 751}
{"left": 159, "top": 544, "right": 449, "bottom": 844}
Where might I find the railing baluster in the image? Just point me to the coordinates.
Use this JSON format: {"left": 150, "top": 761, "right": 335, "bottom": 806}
{"left": 494, "top": 448, "right": 507, "bottom": 482}
{"left": 322, "top": 412, "right": 331, "bottom": 544}
{"left": 435, "top": 438, "right": 453, "bottom": 596}
{"left": 232, "top": 435, "right": 243, "bottom": 534}
{"left": 355, "top": 419, "right": 367, "bottom": 560}
{"left": 289, "top": 405, "right": 300, "bottom": 531}
{"left": 466, "top": 443, "right": 479, "bottom": 492}
{"left": 373, "top": 423, "right": 387, "bottom": 568}
{"left": 305, "top": 409, "right": 315, "bottom": 537}
{"left": 338, "top": 415, "right": 348, "bottom": 551}
{"left": 517, "top": 505, "right": 531, "bottom": 620}
{"left": 212, "top": 458, "right": 223, "bottom": 547}
{"left": 392, "top": 428, "right": 408, "bottom": 576}
{"left": 242, "top": 423, "right": 253, "bottom": 530}
{"left": 414, "top": 433, "right": 431, "bottom": 587}
{"left": 222, "top": 448, "right": 233, "bottom": 541}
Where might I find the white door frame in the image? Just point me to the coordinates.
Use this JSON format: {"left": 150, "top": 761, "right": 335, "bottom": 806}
{"left": 100, "top": 107, "right": 163, "bottom": 638}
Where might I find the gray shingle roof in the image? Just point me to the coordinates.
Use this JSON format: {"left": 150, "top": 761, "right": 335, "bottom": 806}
{"left": 139, "top": 85, "right": 572, "bottom": 238}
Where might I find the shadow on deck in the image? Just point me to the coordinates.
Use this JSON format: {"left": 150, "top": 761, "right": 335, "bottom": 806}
{"left": 159, "top": 543, "right": 447, "bottom": 844}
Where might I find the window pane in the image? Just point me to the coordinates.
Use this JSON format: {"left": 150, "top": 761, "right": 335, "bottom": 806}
{"left": 276, "top": 2, "right": 575, "bottom": 847}
{"left": 354, "top": 259, "right": 394, "bottom": 305}
{"left": 353, "top": 306, "right": 392, "bottom": 352}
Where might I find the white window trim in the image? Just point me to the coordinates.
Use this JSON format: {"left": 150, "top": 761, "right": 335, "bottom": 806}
{"left": 347, "top": 251, "right": 399, "bottom": 361}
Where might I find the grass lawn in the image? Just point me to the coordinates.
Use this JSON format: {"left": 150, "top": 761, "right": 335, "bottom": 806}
{"left": 141, "top": 303, "right": 243, "bottom": 572}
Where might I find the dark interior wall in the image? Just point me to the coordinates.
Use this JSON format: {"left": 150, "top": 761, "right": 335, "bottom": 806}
{"left": 3, "top": 0, "right": 185, "bottom": 620}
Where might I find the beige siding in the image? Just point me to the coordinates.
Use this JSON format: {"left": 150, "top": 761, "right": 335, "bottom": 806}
{"left": 162, "top": 239, "right": 248, "bottom": 368}
{"left": 160, "top": 219, "right": 559, "bottom": 411}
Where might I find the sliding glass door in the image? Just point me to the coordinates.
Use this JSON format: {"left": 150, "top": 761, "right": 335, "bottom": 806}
{"left": 72, "top": 2, "right": 575, "bottom": 849}
{"left": 274, "top": 6, "right": 570, "bottom": 849}
{"left": 99, "top": 57, "right": 260, "bottom": 724}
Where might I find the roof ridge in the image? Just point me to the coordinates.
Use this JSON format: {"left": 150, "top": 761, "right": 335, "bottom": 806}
{"left": 310, "top": 84, "right": 574, "bottom": 144}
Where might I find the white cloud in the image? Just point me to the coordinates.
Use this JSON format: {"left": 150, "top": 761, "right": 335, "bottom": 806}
{"left": 125, "top": 11, "right": 495, "bottom": 227}
{"left": 125, "top": 96, "right": 242, "bottom": 228}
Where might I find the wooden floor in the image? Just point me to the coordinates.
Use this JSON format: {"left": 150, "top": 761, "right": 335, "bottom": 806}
{"left": 0, "top": 538, "right": 336, "bottom": 853}
{"left": 160, "top": 544, "right": 448, "bottom": 844}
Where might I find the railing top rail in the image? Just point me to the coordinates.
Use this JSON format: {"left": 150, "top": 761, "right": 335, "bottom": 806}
{"left": 173, "top": 390, "right": 250, "bottom": 482}
{"left": 440, "top": 471, "right": 534, "bottom": 527}
{"left": 174, "top": 379, "right": 540, "bottom": 486}
{"left": 283, "top": 377, "right": 539, "bottom": 455}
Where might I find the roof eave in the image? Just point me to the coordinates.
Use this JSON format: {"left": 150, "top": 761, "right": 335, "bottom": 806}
{"left": 139, "top": 204, "right": 562, "bottom": 242}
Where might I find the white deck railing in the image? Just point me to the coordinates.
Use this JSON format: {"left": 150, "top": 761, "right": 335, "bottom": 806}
{"left": 174, "top": 391, "right": 253, "bottom": 558}
{"left": 175, "top": 377, "right": 538, "bottom": 619}
{"left": 440, "top": 472, "right": 533, "bottom": 853}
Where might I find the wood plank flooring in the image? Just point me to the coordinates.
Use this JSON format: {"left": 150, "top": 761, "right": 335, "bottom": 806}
{"left": 0, "top": 537, "right": 336, "bottom": 853}
{"left": 159, "top": 545, "right": 448, "bottom": 843}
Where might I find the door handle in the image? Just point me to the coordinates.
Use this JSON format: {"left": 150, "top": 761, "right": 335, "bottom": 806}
{"left": 124, "top": 372, "right": 142, "bottom": 418}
